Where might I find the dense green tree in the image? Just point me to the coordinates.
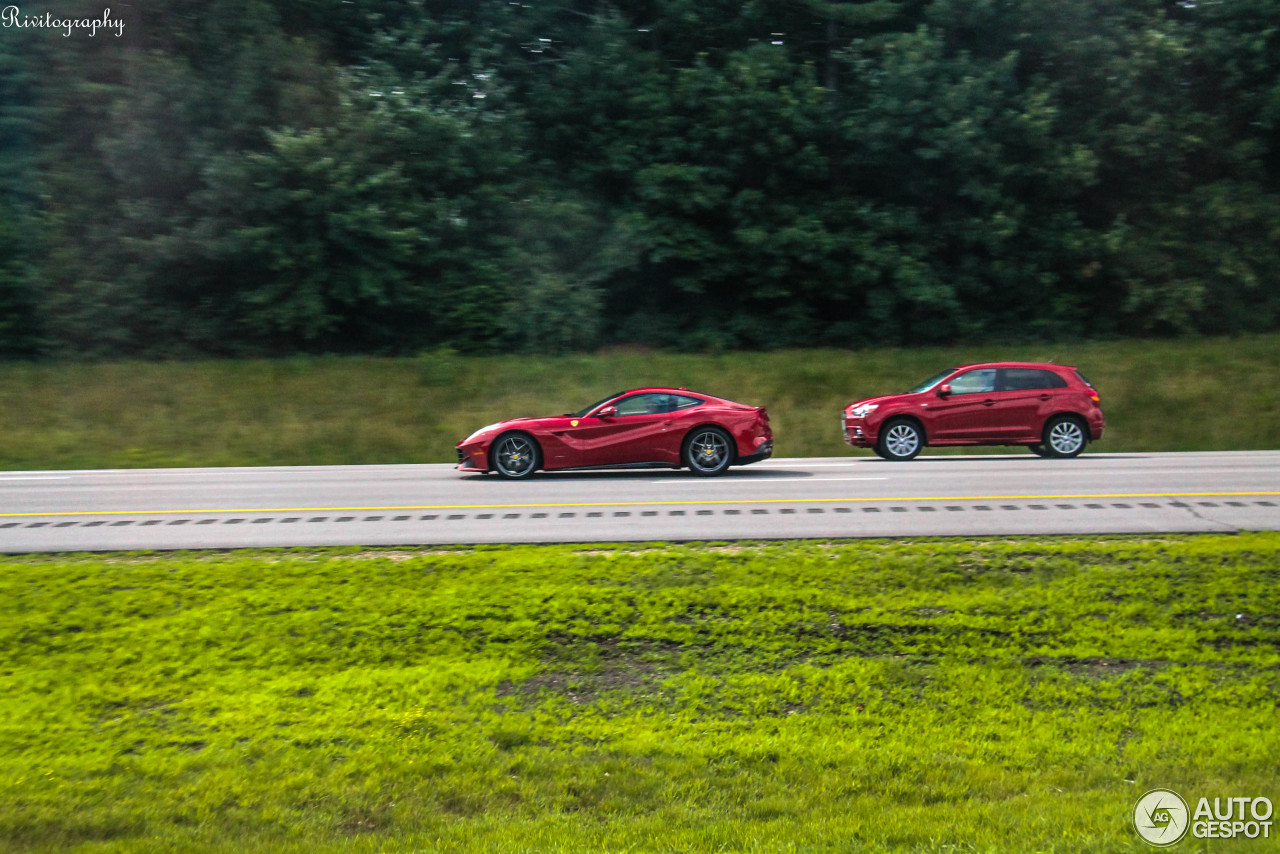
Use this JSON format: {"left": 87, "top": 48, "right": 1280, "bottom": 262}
{"left": 0, "top": 205, "right": 39, "bottom": 357}
{"left": 836, "top": 17, "right": 1102, "bottom": 342}
{"left": 5, "top": 0, "right": 1279, "bottom": 358}
{"left": 0, "top": 36, "right": 41, "bottom": 356}
{"left": 1005, "top": 0, "right": 1280, "bottom": 335}
{"left": 615, "top": 46, "right": 846, "bottom": 347}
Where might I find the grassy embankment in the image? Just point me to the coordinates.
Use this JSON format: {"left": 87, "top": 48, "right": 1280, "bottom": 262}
{"left": 2, "top": 534, "right": 1278, "bottom": 852}
{"left": 1, "top": 334, "right": 1277, "bottom": 470}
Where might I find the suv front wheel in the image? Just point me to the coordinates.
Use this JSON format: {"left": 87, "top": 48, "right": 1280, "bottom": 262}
{"left": 877, "top": 419, "right": 924, "bottom": 461}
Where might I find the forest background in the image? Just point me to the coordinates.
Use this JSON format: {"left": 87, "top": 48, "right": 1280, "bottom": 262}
{"left": 2, "top": 0, "right": 1279, "bottom": 360}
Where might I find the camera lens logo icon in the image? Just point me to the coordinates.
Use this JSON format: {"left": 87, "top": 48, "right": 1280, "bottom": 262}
{"left": 1134, "top": 789, "right": 1190, "bottom": 846}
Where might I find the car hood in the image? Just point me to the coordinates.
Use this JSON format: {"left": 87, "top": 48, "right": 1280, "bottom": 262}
{"left": 459, "top": 415, "right": 563, "bottom": 444}
{"left": 847, "top": 394, "right": 905, "bottom": 409}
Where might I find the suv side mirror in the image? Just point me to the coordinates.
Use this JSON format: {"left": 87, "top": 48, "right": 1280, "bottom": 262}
{"left": 937, "top": 384, "right": 952, "bottom": 397}
{"left": 596, "top": 405, "right": 618, "bottom": 418}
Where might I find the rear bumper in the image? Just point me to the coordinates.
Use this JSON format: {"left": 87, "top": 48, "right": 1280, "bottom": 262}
{"left": 736, "top": 441, "right": 773, "bottom": 466}
{"left": 1089, "top": 411, "right": 1106, "bottom": 441}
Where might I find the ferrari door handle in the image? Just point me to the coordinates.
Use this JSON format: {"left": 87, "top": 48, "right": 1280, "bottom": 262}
{"left": 982, "top": 399, "right": 995, "bottom": 406}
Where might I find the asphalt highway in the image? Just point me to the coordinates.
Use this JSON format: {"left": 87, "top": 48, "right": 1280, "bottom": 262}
{"left": 2, "top": 451, "right": 1279, "bottom": 553}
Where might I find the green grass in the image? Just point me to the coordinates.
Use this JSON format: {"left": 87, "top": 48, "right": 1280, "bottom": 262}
{"left": 1, "top": 334, "right": 1278, "bottom": 470}
{"left": 2, "top": 534, "right": 1278, "bottom": 852}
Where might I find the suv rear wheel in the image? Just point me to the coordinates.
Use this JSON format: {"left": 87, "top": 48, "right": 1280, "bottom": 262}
{"left": 1041, "top": 415, "right": 1087, "bottom": 458}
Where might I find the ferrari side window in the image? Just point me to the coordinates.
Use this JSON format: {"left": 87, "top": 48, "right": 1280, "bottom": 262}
{"left": 669, "top": 395, "right": 704, "bottom": 411}
{"left": 615, "top": 394, "right": 664, "bottom": 416}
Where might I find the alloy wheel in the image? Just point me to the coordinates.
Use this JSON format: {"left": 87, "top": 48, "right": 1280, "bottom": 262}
{"left": 687, "top": 429, "right": 731, "bottom": 475}
{"left": 882, "top": 422, "right": 922, "bottom": 460}
{"left": 1047, "top": 419, "right": 1085, "bottom": 457}
{"left": 493, "top": 434, "right": 537, "bottom": 477}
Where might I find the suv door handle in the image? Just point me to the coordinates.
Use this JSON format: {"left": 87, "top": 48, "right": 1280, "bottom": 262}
{"left": 1039, "top": 394, "right": 1051, "bottom": 401}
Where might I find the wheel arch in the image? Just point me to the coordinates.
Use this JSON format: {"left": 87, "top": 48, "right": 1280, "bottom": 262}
{"left": 682, "top": 422, "right": 741, "bottom": 461}
{"left": 489, "top": 429, "right": 544, "bottom": 473}
{"left": 1042, "top": 410, "right": 1089, "bottom": 433}
{"left": 879, "top": 413, "right": 928, "bottom": 445}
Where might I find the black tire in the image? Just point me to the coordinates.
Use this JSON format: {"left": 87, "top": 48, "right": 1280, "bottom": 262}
{"left": 1041, "top": 415, "right": 1087, "bottom": 458}
{"left": 1028, "top": 444, "right": 1052, "bottom": 458}
{"left": 490, "top": 432, "right": 541, "bottom": 479}
{"left": 876, "top": 419, "right": 923, "bottom": 461}
{"left": 683, "top": 426, "right": 734, "bottom": 476}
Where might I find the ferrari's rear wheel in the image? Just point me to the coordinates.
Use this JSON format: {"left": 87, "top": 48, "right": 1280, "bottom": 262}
{"left": 683, "top": 427, "right": 733, "bottom": 476}
{"left": 491, "top": 432, "right": 540, "bottom": 479}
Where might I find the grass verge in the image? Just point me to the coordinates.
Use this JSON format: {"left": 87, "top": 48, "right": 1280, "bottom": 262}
{"left": 2, "top": 534, "right": 1277, "bottom": 851}
{"left": 1, "top": 333, "right": 1278, "bottom": 469}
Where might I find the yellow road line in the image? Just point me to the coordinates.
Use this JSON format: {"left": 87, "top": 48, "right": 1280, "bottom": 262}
{"left": 3, "top": 492, "right": 1279, "bottom": 519}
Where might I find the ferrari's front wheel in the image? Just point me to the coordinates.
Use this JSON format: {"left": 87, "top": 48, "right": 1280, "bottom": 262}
{"left": 491, "top": 432, "right": 540, "bottom": 479}
{"left": 683, "top": 427, "right": 734, "bottom": 476}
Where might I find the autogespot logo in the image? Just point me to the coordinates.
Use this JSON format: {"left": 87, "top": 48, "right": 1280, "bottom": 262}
{"left": 1133, "top": 789, "right": 1275, "bottom": 846}
{"left": 1134, "top": 789, "right": 1190, "bottom": 847}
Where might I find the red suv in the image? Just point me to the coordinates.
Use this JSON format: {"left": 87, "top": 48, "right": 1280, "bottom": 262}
{"left": 843, "top": 362, "right": 1104, "bottom": 460}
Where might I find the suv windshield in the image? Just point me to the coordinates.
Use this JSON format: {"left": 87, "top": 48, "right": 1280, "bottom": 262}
{"left": 569, "top": 391, "right": 627, "bottom": 418}
{"left": 905, "top": 369, "right": 956, "bottom": 394}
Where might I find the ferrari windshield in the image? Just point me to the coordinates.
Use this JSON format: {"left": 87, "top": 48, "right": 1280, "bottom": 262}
{"left": 905, "top": 369, "right": 956, "bottom": 394}
{"left": 569, "top": 391, "right": 626, "bottom": 418}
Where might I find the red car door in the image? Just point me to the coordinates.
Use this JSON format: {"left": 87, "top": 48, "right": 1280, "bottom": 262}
{"left": 557, "top": 393, "right": 679, "bottom": 467}
{"left": 927, "top": 368, "right": 1002, "bottom": 441}
{"left": 995, "top": 368, "right": 1067, "bottom": 440}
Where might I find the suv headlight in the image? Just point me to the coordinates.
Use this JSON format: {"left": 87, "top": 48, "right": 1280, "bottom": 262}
{"left": 849, "top": 404, "right": 879, "bottom": 418}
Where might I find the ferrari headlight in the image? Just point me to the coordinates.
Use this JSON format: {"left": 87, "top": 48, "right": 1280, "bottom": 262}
{"left": 849, "top": 404, "right": 879, "bottom": 418}
{"left": 463, "top": 423, "right": 501, "bottom": 444}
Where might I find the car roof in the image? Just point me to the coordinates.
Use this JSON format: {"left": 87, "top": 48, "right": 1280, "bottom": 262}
{"left": 617, "top": 387, "right": 701, "bottom": 395}
{"left": 949, "top": 362, "right": 1076, "bottom": 372}
{"left": 611, "top": 387, "right": 739, "bottom": 404}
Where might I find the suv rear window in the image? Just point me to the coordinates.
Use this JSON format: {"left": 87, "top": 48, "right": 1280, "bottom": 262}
{"left": 1001, "top": 368, "right": 1067, "bottom": 391}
